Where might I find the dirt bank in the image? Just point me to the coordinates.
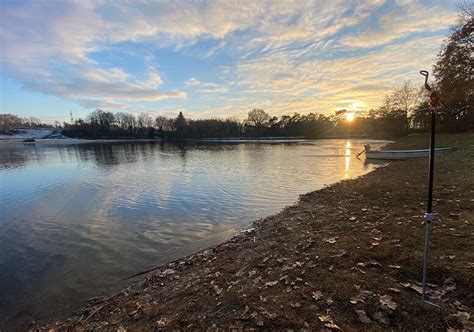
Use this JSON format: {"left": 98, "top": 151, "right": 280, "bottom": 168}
{"left": 43, "top": 133, "right": 473, "bottom": 330}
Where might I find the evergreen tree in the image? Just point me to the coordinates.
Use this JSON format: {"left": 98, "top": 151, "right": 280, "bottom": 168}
{"left": 175, "top": 111, "right": 188, "bottom": 137}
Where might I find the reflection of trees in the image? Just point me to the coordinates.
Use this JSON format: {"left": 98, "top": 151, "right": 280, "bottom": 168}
{"left": 0, "top": 145, "right": 45, "bottom": 169}
{"left": 171, "top": 141, "right": 187, "bottom": 160}
{"left": 90, "top": 144, "right": 120, "bottom": 167}
{"left": 0, "top": 151, "right": 29, "bottom": 169}
{"left": 65, "top": 143, "right": 144, "bottom": 168}
{"left": 64, "top": 142, "right": 186, "bottom": 168}
{"left": 170, "top": 141, "right": 242, "bottom": 161}
{"left": 0, "top": 141, "right": 245, "bottom": 171}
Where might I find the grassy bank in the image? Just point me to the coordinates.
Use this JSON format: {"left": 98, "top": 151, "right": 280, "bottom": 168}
{"left": 45, "top": 133, "right": 473, "bottom": 330}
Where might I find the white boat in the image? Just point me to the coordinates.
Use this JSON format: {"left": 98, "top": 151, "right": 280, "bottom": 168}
{"left": 364, "top": 146, "right": 454, "bottom": 160}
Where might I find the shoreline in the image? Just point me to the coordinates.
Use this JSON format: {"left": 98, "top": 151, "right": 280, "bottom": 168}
{"left": 0, "top": 138, "right": 164, "bottom": 145}
{"left": 0, "top": 135, "right": 395, "bottom": 146}
{"left": 41, "top": 133, "right": 474, "bottom": 330}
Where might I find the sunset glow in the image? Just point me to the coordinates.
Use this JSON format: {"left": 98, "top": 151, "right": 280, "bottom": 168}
{"left": 345, "top": 112, "right": 356, "bottom": 122}
{"left": 0, "top": 1, "right": 459, "bottom": 123}
{"left": 344, "top": 141, "right": 351, "bottom": 179}
{"left": 0, "top": 1, "right": 471, "bottom": 328}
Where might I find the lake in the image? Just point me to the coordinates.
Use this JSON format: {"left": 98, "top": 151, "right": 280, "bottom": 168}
{"left": 0, "top": 139, "right": 388, "bottom": 329}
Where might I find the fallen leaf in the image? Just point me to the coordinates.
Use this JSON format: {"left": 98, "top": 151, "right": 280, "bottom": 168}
{"left": 323, "top": 237, "right": 338, "bottom": 244}
{"left": 243, "top": 305, "right": 250, "bottom": 316}
{"left": 331, "top": 250, "right": 347, "bottom": 258}
{"left": 311, "top": 291, "right": 322, "bottom": 301}
{"left": 325, "top": 322, "right": 340, "bottom": 329}
{"left": 213, "top": 285, "right": 223, "bottom": 295}
{"left": 259, "top": 307, "right": 277, "bottom": 320}
{"left": 373, "top": 311, "right": 389, "bottom": 326}
{"left": 357, "top": 261, "right": 381, "bottom": 268}
{"left": 350, "top": 290, "right": 373, "bottom": 304}
{"left": 356, "top": 309, "right": 372, "bottom": 324}
{"left": 450, "top": 311, "right": 474, "bottom": 330}
{"left": 443, "top": 278, "right": 457, "bottom": 293}
{"left": 156, "top": 318, "right": 168, "bottom": 327}
{"left": 379, "top": 295, "right": 397, "bottom": 312}
{"left": 388, "top": 287, "right": 402, "bottom": 293}
{"left": 431, "top": 278, "right": 457, "bottom": 299}
{"left": 440, "top": 255, "right": 456, "bottom": 260}
{"left": 241, "top": 227, "right": 256, "bottom": 234}
{"left": 400, "top": 282, "right": 423, "bottom": 294}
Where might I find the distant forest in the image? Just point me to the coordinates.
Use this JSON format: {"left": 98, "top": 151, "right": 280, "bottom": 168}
{"left": 2, "top": 6, "right": 472, "bottom": 140}
{"left": 0, "top": 114, "right": 53, "bottom": 135}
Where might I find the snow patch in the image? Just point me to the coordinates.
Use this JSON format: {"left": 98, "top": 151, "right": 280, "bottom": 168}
{"left": 0, "top": 128, "right": 56, "bottom": 140}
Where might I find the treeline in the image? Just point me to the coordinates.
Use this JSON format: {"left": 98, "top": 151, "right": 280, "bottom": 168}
{"left": 62, "top": 109, "right": 333, "bottom": 139}
{"left": 63, "top": 111, "right": 158, "bottom": 139}
{"left": 60, "top": 98, "right": 471, "bottom": 140}
{"left": 62, "top": 77, "right": 472, "bottom": 140}
{"left": 170, "top": 110, "right": 336, "bottom": 139}
{"left": 0, "top": 114, "right": 53, "bottom": 134}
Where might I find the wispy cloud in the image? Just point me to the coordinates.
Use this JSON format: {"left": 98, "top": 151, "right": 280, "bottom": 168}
{"left": 225, "top": 34, "right": 445, "bottom": 116}
{"left": 340, "top": 1, "right": 456, "bottom": 48}
{"left": 184, "top": 78, "right": 201, "bottom": 87}
{"left": 0, "top": 0, "right": 188, "bottom": 109}
{"left": 0, "top": 0, "right": 458, "bottom": 117}
{"left": 184, "top": 77, "right": 230, "bottom": 94}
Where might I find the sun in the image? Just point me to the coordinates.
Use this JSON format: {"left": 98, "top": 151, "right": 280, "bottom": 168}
{"left": 345, "top": 112, "right": 355, "bottom": 122}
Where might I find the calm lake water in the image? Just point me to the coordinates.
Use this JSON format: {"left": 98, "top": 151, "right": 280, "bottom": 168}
{"left": 0, "top": 139, "right": 388, "bottom": 329}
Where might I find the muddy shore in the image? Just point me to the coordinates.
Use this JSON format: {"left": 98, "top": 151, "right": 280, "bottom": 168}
{"left": 42, "top": 133, "right": 473, "bottom": 330}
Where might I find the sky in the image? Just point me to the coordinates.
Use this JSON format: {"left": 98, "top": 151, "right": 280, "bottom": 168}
{"left": 0, "top": 0, "right": 460, "bottom": 123}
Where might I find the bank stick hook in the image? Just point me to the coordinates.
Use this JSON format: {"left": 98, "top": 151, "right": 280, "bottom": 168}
{"left": 419, "top": 70, "right": 468, "bottom": 118}
{"left": 419, "top": 70, "right": 431, "bottom": 91}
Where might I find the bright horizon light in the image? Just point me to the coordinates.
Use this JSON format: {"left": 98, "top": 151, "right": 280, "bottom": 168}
{"left": 345, "top": 112, "right": 355, "bottom": 122}
{"left": 0, "top": 1, "right": 459, "bottom": 123}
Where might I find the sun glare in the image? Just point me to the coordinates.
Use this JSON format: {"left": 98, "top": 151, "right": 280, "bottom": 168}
{"left": 345, "top": 112, "right": 355, "bottom": 122}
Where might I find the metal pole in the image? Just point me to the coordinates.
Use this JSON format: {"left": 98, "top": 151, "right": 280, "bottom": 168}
{"left": 418, "top": 69, "right": 464, "bottom": 307}
{"left": 422, "top": 109, "right": 438, "bottom": 306}
{"left": 422, "top": 220, "right": 431, "bottom": 302}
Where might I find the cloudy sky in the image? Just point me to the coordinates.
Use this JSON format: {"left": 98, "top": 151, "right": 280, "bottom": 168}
{"left": 0, "top": 0, "right": 459, "bottom": 123}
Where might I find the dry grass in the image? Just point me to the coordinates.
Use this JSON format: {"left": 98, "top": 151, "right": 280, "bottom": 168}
{"left": 44, "top": 133, "right": 474, "bottom": 331}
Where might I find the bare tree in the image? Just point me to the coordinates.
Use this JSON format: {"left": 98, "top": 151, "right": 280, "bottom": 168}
{"left": 155, "top": 116, "right": 175, "bottom": 132}
{"left": 381, "top": 81, "right": 423, "bottom": 133}
{"left": 246, "top": 109, "right": 270, "bottom": 130}
{"left": 137, "top": 113, "right": 154, "bottom": 128}
{"left": 433, "top": 2, "right": 473, "bottom": 117}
